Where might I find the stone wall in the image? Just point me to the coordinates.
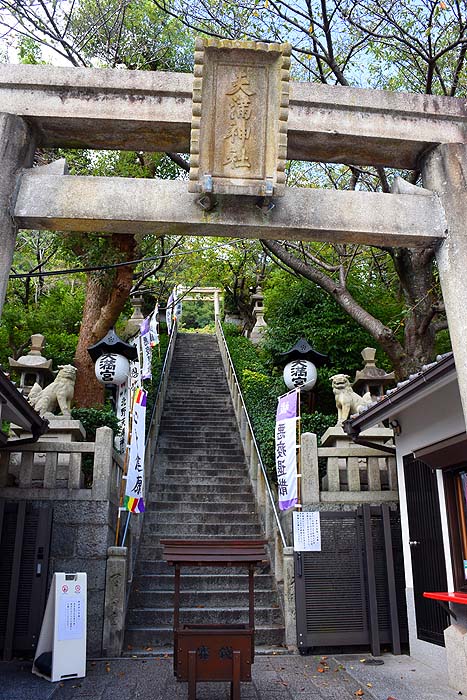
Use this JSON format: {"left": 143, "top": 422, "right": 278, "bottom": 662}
{"left": 49, "top": 499, "right": 117, "bottom": 656}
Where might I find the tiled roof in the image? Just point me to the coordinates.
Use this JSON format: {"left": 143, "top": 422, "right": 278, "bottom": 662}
{"left": 346, "top": 352, "right": 455, "bottom": 434}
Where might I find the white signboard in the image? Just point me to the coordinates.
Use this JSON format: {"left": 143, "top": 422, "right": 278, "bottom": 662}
{"left": 58, "top": 594, "right": 85, "bottom": 641}
{"left": 33, "top": 572, "right": 87, "bottom": 683}
{"left": 293, "top": 511, "right": 321, "bottom": 552}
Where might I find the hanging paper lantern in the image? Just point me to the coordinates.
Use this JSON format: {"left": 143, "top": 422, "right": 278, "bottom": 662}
{"left": 94, "top": 353, "right": 130, "bottom": 385}
{"left": 283, "top": 359, "right": 317, "bottom": 392}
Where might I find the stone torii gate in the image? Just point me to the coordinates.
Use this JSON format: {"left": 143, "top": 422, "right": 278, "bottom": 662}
{"left": 1, "top": 39, "right": 467, "bottom": 425}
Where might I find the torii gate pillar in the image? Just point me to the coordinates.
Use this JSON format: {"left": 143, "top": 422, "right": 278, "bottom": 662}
{"left": 422, "top": 144, "right": 467, "bottom": 427}
{"left": 0, "top": 114, "right": 35, "bottom": 313}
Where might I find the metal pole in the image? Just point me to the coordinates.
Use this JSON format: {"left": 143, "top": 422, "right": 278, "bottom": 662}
{"left": 296, "top": 387, "right": 302, "bottom": 510}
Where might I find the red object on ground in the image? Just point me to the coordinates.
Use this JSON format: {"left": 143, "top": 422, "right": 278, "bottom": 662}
{"left": 423, "top": 591, "right": 467, "bottom": 604}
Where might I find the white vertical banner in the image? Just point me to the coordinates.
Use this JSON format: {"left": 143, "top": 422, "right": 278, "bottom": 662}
{"left": 150, "top": 304, "right": 159, "bottom": 347}
{"left": 174, "top": 285, "right": 183, "bottom": 320}
{"left": 275, "top": 390, "right": 298, "bottom": 511}
{"left": 124, "top": 388, "right": 147, "bottom": 513}
{"left": 140, "top": 316, "right": 152, "bottom": 380}
{"left": 166, "top": 291, "right": 174, "bottom": 333}
{"left": 115, "top": 377, "right": 130, "bottom": 453}
{"left": 129, "top": 336, "right": 141, "bottom": 390}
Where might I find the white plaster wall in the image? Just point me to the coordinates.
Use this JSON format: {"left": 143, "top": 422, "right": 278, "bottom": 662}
{"left": 387, "top": 375, "right": 464, "bottom": 669}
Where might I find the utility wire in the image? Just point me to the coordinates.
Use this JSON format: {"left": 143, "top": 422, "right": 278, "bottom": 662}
{"left": 8, "top": 239, "right": 241, "bottom": 280}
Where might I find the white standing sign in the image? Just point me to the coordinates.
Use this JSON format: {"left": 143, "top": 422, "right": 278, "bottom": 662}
{"left": 293, "top": 511, "right": 322, "bottom": 552}
{"left": 33, "top": 572, "right": 87, "bottom": 683}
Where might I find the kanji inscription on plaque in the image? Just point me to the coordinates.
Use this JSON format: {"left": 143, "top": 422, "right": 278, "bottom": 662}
{"left": 189, "top": 38, "right": 291, "bottom": 197}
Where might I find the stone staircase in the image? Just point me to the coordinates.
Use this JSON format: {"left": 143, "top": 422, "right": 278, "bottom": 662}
{"left": 124, "top": 332, "right": 285, "bottom": 653}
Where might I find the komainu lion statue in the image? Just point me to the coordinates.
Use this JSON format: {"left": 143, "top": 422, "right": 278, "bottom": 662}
{"left": 28, "top": 365, "right": 77, "bottom": 417}
{"left": 330, "top": 373, "right": 372, "bottom": 425}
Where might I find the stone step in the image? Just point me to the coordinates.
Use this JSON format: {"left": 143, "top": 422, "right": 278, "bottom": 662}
{"left": 162, "top": 466, "right": 247, "bottom": 477}
{"left": 144, "top": 511, "right": 257, "bottom": 525}
{"left": 127, "top": 606, "right": 283, "bottom": 627}
{"left": 160, "top": 431, "right": 235, "bottom": 439}
{"left": 129, "top": 589, "right": 277, "bottom": 608}
{"left": 156, "top": 451, "right": 246, "bottom": 469}
{"left": 156, "top": 475, "right": 250, "bottom": 487}
{"left": 155, "top": 484, "right": 252, "bottom": 495}
{"left": 124, "top": 625, "right": 285, "bottom": 649}
{"left": 142, "top": 523, "right": 262, "bottom": 539}
{"left": 160, "top": 419, "right": 237, "bottom": 427}
{"left": 146, "top": 500, "right": 255, "bottom": 512}
{"left": 134, "top": 566, "right": 272, "bottom": 580}
{"left": 146, "top": 492, "right": 255, "bottom": 504}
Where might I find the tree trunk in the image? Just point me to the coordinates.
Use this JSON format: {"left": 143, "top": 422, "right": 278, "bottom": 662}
{"left": 73, "top": 234, "right": 136, "bottom": 407}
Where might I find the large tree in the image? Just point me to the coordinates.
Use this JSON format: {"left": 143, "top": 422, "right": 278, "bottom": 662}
{"left": 0, "top": 1, "right": 192, "bottom": 404}
{"left": 149, "top": 0, "right": 467, "bottom": 377}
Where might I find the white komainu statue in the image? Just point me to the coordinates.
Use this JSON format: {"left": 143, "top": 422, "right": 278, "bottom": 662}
{"left": 28, "top": 365, "right": 77, "bottom": 417}
{"left": 330, "top": 373, "right": 372, "bottom": 426}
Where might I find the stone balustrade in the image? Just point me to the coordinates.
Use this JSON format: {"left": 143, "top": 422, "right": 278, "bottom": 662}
{"left": 0, "top": 422, "right": 123, "bottom": 503}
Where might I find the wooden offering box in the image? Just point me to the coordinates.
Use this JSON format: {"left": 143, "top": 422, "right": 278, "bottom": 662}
{"left": 161, "top": 539, "right": 268, "bottom": 700}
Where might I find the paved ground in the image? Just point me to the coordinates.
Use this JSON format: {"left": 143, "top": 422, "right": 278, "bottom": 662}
{"left": 0, "top": 653, "right": 461, "bottom": 700}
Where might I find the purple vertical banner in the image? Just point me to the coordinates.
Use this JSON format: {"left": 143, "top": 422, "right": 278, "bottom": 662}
{"left": 275, "top": 390, "right": 298, "bottom": 510}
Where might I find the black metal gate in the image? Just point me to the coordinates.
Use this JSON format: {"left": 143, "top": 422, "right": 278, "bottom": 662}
{"left": 0, "top": 500, "right": 52, "bottom": 660}
{"left": 295, "top": 504, "right": 408, "bottom": 654}
{"left": 403, "top": 456, "right": 449, "bottom": 646}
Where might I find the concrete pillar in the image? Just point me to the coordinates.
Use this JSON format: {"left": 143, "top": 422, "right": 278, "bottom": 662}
{"left": 282, "top": 546, "right": 297, "bottom": 649}
{"left": 300, "top": 432, "right": 320, "bottom": 504}
{"left": 92, "top": 426, "right": 114, "bottom": 500}
{"left": 102, "top": 546, "right": 128, "bottom": 657}
{"left": 0, "top": 113, "right": 35, "bottom": 315}
{"left": 422, "top": 144, "right": 467, "bottom": 431}
{"left": 214, "top": 290, "right": 220, "bottom": 318}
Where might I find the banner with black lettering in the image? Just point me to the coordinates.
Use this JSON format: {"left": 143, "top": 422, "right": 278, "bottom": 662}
{"left": 275, "top": 390, "right": 298, "bottom": 511}
{"left": 124, "top": 388, "right": 146, "bottom": 513}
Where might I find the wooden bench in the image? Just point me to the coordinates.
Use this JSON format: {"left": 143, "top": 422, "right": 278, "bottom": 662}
{"left": 161, "top": 539, "right": 268, "bottom": 700}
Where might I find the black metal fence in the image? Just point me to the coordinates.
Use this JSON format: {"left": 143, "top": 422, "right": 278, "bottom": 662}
{"left": 295, "top": 504, "right": 408, "bottom": 654}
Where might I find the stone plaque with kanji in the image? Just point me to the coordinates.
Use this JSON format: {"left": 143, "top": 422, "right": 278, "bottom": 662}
{"left": 188, "top": 38, "right": 291, "bottom": 197}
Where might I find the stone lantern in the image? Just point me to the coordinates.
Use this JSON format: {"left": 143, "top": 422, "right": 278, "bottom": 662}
{"left": 124, "top": 297, "right": 145, "bottom": 338}
{"left": 249, "top": 286, "right": 267, "bottom": 345}
{"left": 353, "top": 347, "right": 395, "bottom": 399}
{"left": 9, "top": 333, "right": 54, "bottom": 395}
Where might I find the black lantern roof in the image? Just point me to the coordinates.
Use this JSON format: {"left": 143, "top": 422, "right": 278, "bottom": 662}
{"left": 277, "top": 338, "right": 329, "bottom": 367}
{"left": 87, "top": 328, "right": 138, "bottom": 362}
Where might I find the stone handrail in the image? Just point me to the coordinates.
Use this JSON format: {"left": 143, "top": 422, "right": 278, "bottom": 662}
{"left": 215, "top": 320, "right": 288, "bottom": 553}
{"left": 104, "top": 320, "right": 179, "bottom": 657}
{"left": 0, "top": 425, "right": 123, "bottom": 502}
{"left": 215, "top": 320, "right": 298, "bottom": 647}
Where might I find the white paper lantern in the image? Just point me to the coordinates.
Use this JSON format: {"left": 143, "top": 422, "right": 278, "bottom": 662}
{"left": 283, "top": 359, "right": 317, "bottom": 392}
{"left": 95, "top": 353, "right": 130, "bottom": 385}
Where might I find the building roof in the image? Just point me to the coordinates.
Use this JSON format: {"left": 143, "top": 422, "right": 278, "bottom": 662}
{"left": 345, "top": 352, "right": 455, "bottom": 438}
{"left": 0, "top": 367, "right": 49, "bottom": 446}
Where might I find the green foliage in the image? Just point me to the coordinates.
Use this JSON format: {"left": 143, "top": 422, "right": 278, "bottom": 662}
{"left": 181, "top": 301, "right": 214, "bottom": 330}
{"left": 145, "top": 331, "right": 170, "bottom": 426}
{"left": 71, "top": 405, "right": 120, "bottom": 440}
{"left": 263, "top": 269, "right": 393, "bottom": 375}
{"left": 223, "top": 325, "right": 335, "bottom": 481}
{"left": 0, "top": 283, "right": 85, "bottom": 370}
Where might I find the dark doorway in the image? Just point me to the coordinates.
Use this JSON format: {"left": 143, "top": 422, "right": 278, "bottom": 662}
{"left": 403, "top": 456, "right": 449, "bottom": 646}
{"left": 0, "top": 500, "right": 52, "bottom": 660}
